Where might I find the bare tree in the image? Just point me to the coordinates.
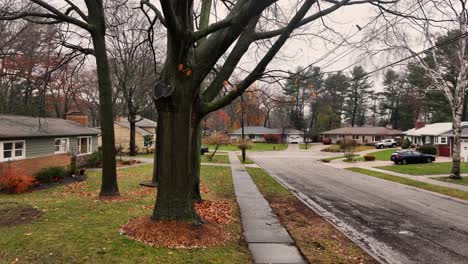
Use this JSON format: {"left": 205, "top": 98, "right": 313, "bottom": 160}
{"left": 107, "top": 2, "right": 161, "bottom": 156}
{"left": 0, "top": 0, "right": 120, "bottom": 196}
{"left": 379, "top": 1, "right": 468, "bottom": 179}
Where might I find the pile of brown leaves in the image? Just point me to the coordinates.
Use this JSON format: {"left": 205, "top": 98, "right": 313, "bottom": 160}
{"left": 142, "top": 200, "right": 233, "bottom": 224}
{"left": 120, "top": 217, "right": 229, "bottom": 249}
{"left": 195, "top": 200, "right": 232, "bottom": 224}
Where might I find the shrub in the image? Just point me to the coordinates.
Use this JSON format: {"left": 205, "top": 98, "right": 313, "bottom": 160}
{"left": 416, "top": 145, "right": 437, "bottom": 155}
{"left": 236, "top": 139, "right": 253, "bottom": 151}
{"left": 88, "top": 147, "right": 103, "bottom": 167}
{"left": 402, "top": 138, "right": 412, "bottom": 149}
{"left": 335, "top": 139, "right": 343, "bottom": 146}
{"left": 364, "top": 155, "right": 376, "bottom": 161}
{"left": 0, "top": 169, "right": 37, "bottom": 194}
{"left": 340, "top": 139, "right": 358, "bottom": 161}
{"left": 264, "top": 134, "right": 281, "bottom": 143}
{"left": 121, "top": 160, "right": 132, "bottom": 165}
{"left": 36, "top": 166, "right": 67, "bottom": 183}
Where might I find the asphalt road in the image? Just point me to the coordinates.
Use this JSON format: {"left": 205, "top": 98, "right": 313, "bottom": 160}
{"left": 249, "top": 145, "right": 468, "bottom": 264}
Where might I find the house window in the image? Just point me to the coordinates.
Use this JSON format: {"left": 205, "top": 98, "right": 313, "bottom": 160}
{"left": 54, "top": 138, "right": 69, "bottom": 153}
{"left": 1, "top": 140, "right": 25, "bottom": 161}
{"left": 338, "top": 135, "right": 344, "bottom": 139}
{"left": 434, "top": 137, "right": 439, "bottom": 144}
{"left": 77, "top": 137, "right": 92, "bottom": 155}
{"left": 352, "top": 135, "right": 360, "bottom": 140}
{"left": 440, "top": 137, "right": 447, "bottom": 144}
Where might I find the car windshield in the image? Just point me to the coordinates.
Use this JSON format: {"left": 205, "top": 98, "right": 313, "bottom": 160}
{"left": 413, "top": 151, "right": 422, "bottom": 155}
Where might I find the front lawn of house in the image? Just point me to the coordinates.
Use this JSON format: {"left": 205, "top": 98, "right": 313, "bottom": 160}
{"left": 237, "top": 155, "right": 254, "bottom": 164}
{"left": 322, "top": 145, "right": 376, "bottom": 153}
{"left": 209, "top": 143, "right": 288, "bottom": 152}
{"left": 246, "top": 167, "right": 377, "bottom": 264}
{"left": 201, "top": 154, "right": 230, "bottom": 164}
{"left": 432, "top": 176, "right": 468, "bottom": 186}
{"left": 347, "top": 167, "right": 468, "bottom": 201}
{"left": 354, "top": 149, "right": 398, "bottom": 162}
{"left": 377, "top": 162, "right": 468, "bottom": 175}
{"left": 0, "top": 164, "right": 250, "bottom": 264}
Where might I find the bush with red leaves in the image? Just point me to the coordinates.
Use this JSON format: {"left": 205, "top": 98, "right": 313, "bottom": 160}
{"left": 264, "top": 134, "right": 281, "bottom": 143}
{"left": 0, "top": 168, "right": 37, "bottom": 194}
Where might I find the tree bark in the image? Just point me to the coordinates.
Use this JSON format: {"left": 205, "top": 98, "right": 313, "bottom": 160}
{"left": 451, "top": 107, "right": 463, "bottom": 179}
{"left": 191, "top": 122, "right": 202, "bottom": 203}
{"left": 129, "top": 115, "right": 137, "bottom": 156}
{"left": 152, "top": 102, "right": 202, "bottom": 223}
{"left": 91, "top": 30, "right": 119, "bottom": 197}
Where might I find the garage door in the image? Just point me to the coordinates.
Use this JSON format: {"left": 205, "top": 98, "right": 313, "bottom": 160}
{"left": 462, "top": 140, "right": 468, "bottom": 162}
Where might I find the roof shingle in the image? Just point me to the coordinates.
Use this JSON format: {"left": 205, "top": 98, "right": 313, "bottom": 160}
{"left": 0, "top": 115, "right": 99, "bottom": 139}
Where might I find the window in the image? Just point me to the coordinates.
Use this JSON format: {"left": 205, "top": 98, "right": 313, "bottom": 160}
{"left": 440, "top": 137, "right": 447, "bottom": 144}
{"left": 434, "top": 137, "right": 439, "bottom": 144}
{"left": 352, "top": 135, "right": 360, "bottom": 140}
{"left": 54, "top": 138, "right": 69, "bottom": 153}
{"left": 77, "top": 137, "right": 92, "bottom": 155}
{"left": 338, "top": 135, "right": 344, "bottom": 139}
{"left": 0, "top": 140, "right": 25, "bottom": 161}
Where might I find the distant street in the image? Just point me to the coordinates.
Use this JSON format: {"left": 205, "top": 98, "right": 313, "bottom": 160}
{"left": 249, "top": 145, "right": 468, "bottom": 264}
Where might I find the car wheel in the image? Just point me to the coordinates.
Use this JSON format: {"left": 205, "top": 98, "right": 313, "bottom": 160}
{"left": 379, "top": 145, "right": 383, "bottom": 149}
{"left": 426, "top": 158, "right": 432, "bottom": 163}
{"left": 392, "top": 144, "right": 396, "bottom": 148}
{"left": 402, "top": 159, "right": 408, "bottom": 165}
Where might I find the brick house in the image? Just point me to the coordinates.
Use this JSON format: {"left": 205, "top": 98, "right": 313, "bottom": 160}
{"left": 0, "top": 114, "right": 99, "bottom": 176}
{"left": 320, "top": 127, "right": 404, "bottom": 144}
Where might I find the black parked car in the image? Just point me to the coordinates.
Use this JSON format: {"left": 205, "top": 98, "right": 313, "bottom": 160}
{"left": 391, "top": 150, "right": 436, "bottom": 165}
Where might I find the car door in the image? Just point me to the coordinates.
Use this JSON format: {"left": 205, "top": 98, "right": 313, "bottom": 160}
{"left": 412, "top": 151, "right": 423, "bottom": 163}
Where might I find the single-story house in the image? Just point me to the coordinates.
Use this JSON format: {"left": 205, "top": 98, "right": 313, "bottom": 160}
{"left": 404, "top": 121, "right": 468, "bottom": 157}
{"left": 320, "top": 127, "right": 404, "bottom": 144}
{"left": 0, "top": 114, "right": 99, "bottom": 176}
{"left": 111, "top": 116, "right": 157, "bottom": 151}
{"left": 228, "top": 126, "right": 304, "bottom": 144}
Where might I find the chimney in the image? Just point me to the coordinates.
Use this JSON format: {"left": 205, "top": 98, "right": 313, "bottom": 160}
{"left": 66, "top": 112, "right": 88, "bottom": 127}
{"left": 415, "top": 121, "right": 425, "bottom": 130}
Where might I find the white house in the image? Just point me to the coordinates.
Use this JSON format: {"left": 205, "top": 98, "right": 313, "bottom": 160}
{"left": 320, "top": 127, "right": 404, "bottom": 144}
{"left": 228, "top": 126, "right": 304, "bottom": 144}
{"left": 404, "top": 121, "right": 468, "bottom": 157}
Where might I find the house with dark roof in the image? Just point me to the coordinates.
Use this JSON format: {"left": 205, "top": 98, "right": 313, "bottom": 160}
{"left": 320, "top": 126, "right": 404, "bottom": 144}
{"left": 111, "top": 116, "right": 157, "bottom": 151}
{"left": 0, "top": 114, "right": 99, "bottom": 176}
{"left": 228, "top": 126, "right": 304, "bottom": 144}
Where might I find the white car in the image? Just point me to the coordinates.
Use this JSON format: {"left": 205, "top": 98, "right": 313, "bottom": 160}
{"left": 375, "top": 139, "right": 397, "bottom": 149}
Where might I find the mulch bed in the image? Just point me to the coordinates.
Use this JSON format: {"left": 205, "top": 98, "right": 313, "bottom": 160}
{"left": 0, "top": 202, "right": 42, "bottom": 227}
{"left": 120, "top": 217, "right": 230, "bottom": 249}
{"left": 266, "top": 195, "right": 378, "bottom": 264}
{"left": 144, "top": 200, "right": 233, "bottom": 225}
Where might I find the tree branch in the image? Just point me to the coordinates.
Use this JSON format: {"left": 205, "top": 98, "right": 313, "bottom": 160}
{"left": 141, "top": 0, "right": 167, "bottom": 28}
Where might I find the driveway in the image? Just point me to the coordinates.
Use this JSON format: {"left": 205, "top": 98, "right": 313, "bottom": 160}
{"left": 249, "top": 146, "right": 468, "bottom": 264}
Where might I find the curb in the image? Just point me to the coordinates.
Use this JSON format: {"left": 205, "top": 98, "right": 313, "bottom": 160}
{"left": 254, "top": 163, "right": 404, "bottom": 264}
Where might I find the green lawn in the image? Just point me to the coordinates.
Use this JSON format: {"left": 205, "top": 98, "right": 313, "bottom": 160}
{"left": 377, "top": 162, "right": 468, "bottom": 175}
{"left": 353, "top": 148, "right": 398, "bottom": 162}
{"left": 321, "top": 155, "right": 358, "bottom": 162}
{"left": 209, "top": 143, "right": 288, "bottom": 152}
{"left": 0, "top": 164, "right": 250, "bottom": 263}
{"left": 432, "top": 176, "right": 468, "bottom": 186}
{"left": 135, "top": 153, "right": 154, "bottom": 159}
{"left": 237, "top": 155, "right": 254, "bottom": 164}
{"left": 322, "top": 145, "right": 375, "bottom": 153}
{"left": 201, "top": 154, "right": 230, "bottom": 164}
{"left": 347, "top": 167, "right": 468, "bottom": 201}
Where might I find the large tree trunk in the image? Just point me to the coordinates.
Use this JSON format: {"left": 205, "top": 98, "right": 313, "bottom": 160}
{"left": 91, "top": 31, "right": 119, "bottom": 197}
{"left": 152, "top": 101, "right": 202, "bottom": 223}
{"left": 191, "top": 122, "right": 202, "bottom": 203}
{"left": 129, "top": 115, "right": 137, "bottom": 156}
{"left": 450, "top": 107, "right": 463, "bottom": 179}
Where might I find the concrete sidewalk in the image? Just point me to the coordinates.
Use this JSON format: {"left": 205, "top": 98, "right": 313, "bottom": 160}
{"left": 228, "top": 152, "right": 306, "bottom": 264}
